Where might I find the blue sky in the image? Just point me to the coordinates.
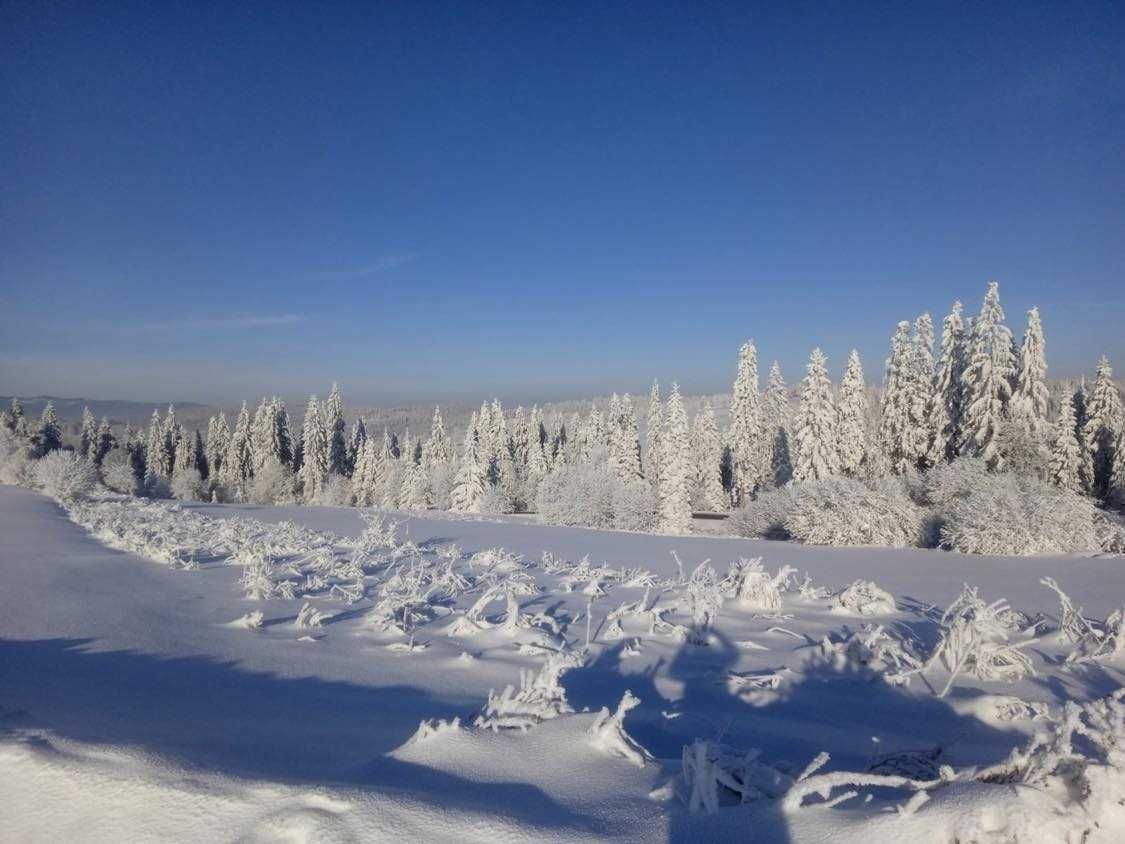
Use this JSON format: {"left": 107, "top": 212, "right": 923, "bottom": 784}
{"left": 1, "top": 1, "right": 1122, "bottom": 405}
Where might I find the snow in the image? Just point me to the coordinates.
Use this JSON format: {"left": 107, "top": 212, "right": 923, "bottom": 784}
{"left": 3, "top": 484, "right": 1125, "bottom": 841}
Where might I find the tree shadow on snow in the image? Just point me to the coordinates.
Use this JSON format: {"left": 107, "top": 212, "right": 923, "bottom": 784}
{"left": 0, "top": 636, "right": 606, "bottom": 837}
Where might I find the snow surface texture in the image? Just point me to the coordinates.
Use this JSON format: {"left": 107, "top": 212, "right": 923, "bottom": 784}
{"left": 2, "top": 485, "right": 1125, "bottom": 842}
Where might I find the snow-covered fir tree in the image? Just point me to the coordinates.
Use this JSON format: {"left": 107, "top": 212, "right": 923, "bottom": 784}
{"left": 763, "top": 361, "right": 792, "bottom": 488}
{"left": 926, "top": 300, "right": 967, "bottom": 464}
{"left": 690, "top": 400, "right": 726, "bottom": 512}
{"left": 323, "top": 383, "right": 349, "bottom": 477}
{"left": 298, "top": 396, "right": 329, "bottom": 500}
{"left": 348, "top": 417, "right": 367, "bottom": 475}
{"left": 250, "top": 398, "right": 278, "bottom": 472}
{"left": 145, "top": 409, "right": 165, "bottom": 478}
{"left": 906, "top": 313, "right": 935, "bottom": 468}
{"left": 729, "top": 340, "right": 764, "bottom": 504}
{"left": 220, "top": 402, "right": 253, "bottom": 497}
{"left": 1048, "top": 396, "right": 1083, "bottom": 494}
{"left": 351, "top": 437, "right": 379, "bottom": 506}
{"left": 93, "top": 417, "right": 115, "bottom": 465}
{"left": 1011, "top": 306, "right": 1049, "bottom": 438}
{"left": 607, "top": 393, "right": 642, "bottom": 480}
{"left": 421, "top": 407, "right": 453, "bottom": 467}
{"left": 1111, "top": 429, "right": 1125, "bottom": 507}
{"left": 399, "top": 459, "right": 429, "bottom": 509}
{"left": 959, "top": 281, "right": 1016, "bottom": 469}
{"left": 645, "top": 381, "right": 662, "bottom": 487}
{"left": 835, "top": 349, "right": 869, "bottom": 477}
{"left": 1083, "top": 356, "right": 1123, "bottom": 499}
{"left": 524, "top": 405, "right": 550, "bottom": 501}
{"left": 79, "top": 406, "right": 98, "bottom": 458}
{"left": 879, "top": 321, "right": 914, "bottom": 474}
{"left": 657, "top": 383, "right": 693, "bottom": 534}
{"left": 792, "top": 348, "right": 840, "bottom": 482}
{"left": 205, "top": 413, "right": 230, "bottom": 480}
{"left": 1071, "top": 381, "right": 1095, "bottom": 494}
{"left": 174, "top": 426, "right": 200, "bottom": 474}
{"left": 450, "top": 424, "right": 486, "bottom": 513}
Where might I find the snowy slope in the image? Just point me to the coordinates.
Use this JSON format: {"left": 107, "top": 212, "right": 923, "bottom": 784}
{"left": 2, "top": 485, "right": 1124, "bottom": 842}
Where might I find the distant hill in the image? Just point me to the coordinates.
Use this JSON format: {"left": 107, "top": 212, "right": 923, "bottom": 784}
{"left": 0, "top": 396, "right": 214, "bottom": 431}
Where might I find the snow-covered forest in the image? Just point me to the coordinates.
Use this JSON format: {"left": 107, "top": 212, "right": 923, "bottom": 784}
{"left": 4, "top": 281, "right": 1124, "bottom": 555}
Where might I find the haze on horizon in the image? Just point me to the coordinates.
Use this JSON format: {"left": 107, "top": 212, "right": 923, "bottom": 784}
{"left": 2, "top": 2, "right": 1123, "bottom": 406}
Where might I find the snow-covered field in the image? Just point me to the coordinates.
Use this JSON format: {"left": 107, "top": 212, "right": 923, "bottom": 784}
{"left": 3, "top": 484, "right": 1124, "bottom": 842}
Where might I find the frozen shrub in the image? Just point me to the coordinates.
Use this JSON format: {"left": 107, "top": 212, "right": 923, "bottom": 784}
{"left": 612, "top": 479, "right": 657, "bottom": 532}
{"left": 831, "top": 580, "right": 896, "bottom": 616}
{"left": 728, "top": 487, "right": 796, "bottom": 540}
{"left": 34, "top": 451, "right": 99, "bottom": 501}
{"left": 249, "top": 461, "right": 297, "bottom": 505}
{"left": 170, "top": 468, "right": 207, "bottom": 501}
{"left": 142, "top": 472, "right": 172, "bottom": 499}
{"left": 426, "top": 462, "right": 455, "bottom": 510}
{"left": 312, "top": 473, "right": 352, "bottom": 506}
{"left": 476, "top": 485, "right": 513, "bottom": 515}
{"left": 587, "top": 690, "right": 651, "bottom": 767}
{"left": 995, "top": 423, "right": 1050, "bottom": 479}
{"left": 786, "top": 478, "right": 924, "bottom": 548}
{"left": 100, "top": 449, "right": 139, "bottom": 495}
{"left": 916, "top": 458, "right": 991, "bottom": 508}
{"left": 536, "top": 461, "right": 616, "bottom": 528}
{"left": 939, "top": 473, "right": 1101, "bottom": 555}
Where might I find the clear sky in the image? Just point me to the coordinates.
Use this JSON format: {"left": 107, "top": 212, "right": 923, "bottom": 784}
{"left": 2, "top": 1, "right": 1122, "bottom": 405}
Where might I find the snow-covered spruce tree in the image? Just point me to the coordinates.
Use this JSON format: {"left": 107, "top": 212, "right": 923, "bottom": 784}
{"left": 249, "top": 398, "right": 277, "bottom": 472}
{"left": 906, "top": 313, "right": 936, "bottom": 468}
{"left": 763, "top": 361, "right": 792, "bottom": 487}
{"left": 219, "top": 401, "right": 253, "bottom": 498}
{"left": 729, "top": 340, "right": 764, "bottom": 505}
{"left": 274, "top": 400, "right": 293, "bottom": 468}
{"left": 792, "top": 348, "right": 840, "bottom": 482}
{"left": 645, "top": 381, "right": 662, "bottom": 488}
{"left": 835, "top": 350, "right": 869, "bottom": 477}
{"left": 421, "top": 406, "right": 453, "bottom": 467}
{"left": 1111, "top": 430, "right": 1125, "bottom": 508}
{"left": 926, "top": 301, "right": 968, "bottom": 464}
{"left": 879, "top": 321, "right": 914, "bottom": 474}
{"left": 691, "top": 401, "right": 727, "bottom": 512}
{"left": 523, "top": 406, "right": 550, "bottom": 506}
{"left": 399, "top": 459, "right": 430, "bottom": 510}
{"left": 205, "top": 413, "right": 230, "bottom": 480}
{"left": 1083, "top": 356, "right": 1123, "bottom": 500}
{"left": 959, "top": 281, "right": 1015, "bottom": 469}
{"left": 510, "top": 405, "right": 530, "bottom": 468}
{"left": 348, "top": 417, "right": 367, "bottom": 475}
{"left": 79, "top": 406, "right": 98, "bottom": 458}
{"left": 1072, "top": 380, "right": 1096, "bottom": 494}
{"left": 450, "top": 425, "right": 486, "bottom": 513}
{"left": 323, "top": 382, "right": 349, "bottom": 477}
{"left": 34, "top": 401, "right": 63, "bottom": 457}
{"left": 1048, "top": 397, "right": 1084, "bottom": 494}
{"left": 298, "top": 396, "right": 329, "bottom": 501}
{"left": 144, "top": 409, "right": 168, "bottom": 479}
{"left": 191, "top": 429, "right": 207, "bottom": 479}
{"left": 658, "top": 383, "right": 694, "bottom": 534}
{"left": 173, "top": 426, "right": 200, "bottom": 474}
{"left": 608, "top": 393, "right": 642, "bottom": 481}
{"left": 93, "top": 417, "right": 115, "bottom": 465}
{"left": 1011, "top": 307, "right": 1049, "bottom": 438}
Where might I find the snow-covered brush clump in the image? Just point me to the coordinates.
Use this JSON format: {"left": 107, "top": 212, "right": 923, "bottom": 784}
{"left": 938, "top": 472, "right": 1103, "bottom": 555}
{"left": 33, "top": 451, "right": 99, "bottom": 502}
{"left": 724, "top": 557, "right": 796, "bottom": 611}
{"left": 474, "top": 652, "right": 583, "bottom": 731}
{"left": 919, "top": 584, "right": 1036, "bottom": 696}
{"left": 1042, "top": 577, "right": 1125, "bottom": 663}
{"left": 831, "top": 579, "right": 896, "bottom": 616}
{"left": 586, "top": 690, "right": 651, "bottom": 767}
{"left": 728, "top": 487, "right": 797, "bottom": 540}
{"left": 785, "top": 478, "right": 925, "bottom": 548}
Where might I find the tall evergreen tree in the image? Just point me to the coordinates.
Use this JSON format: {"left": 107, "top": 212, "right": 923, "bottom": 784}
{"left": 926, "top": 301, "right": 967, "bottom": 463}
{"left": 221, "top": 402, "right": 253, "bottom": 497}
{"left": 205, "top": 414, "right": 230, "bottom": 479}
{"left": 792, "top": 348, "right": 840, "bottom": 482}
{"left": 348, "top": 418, "right": 368, "bottom": 475}
{"left": 1072, "top": 381, "right": 1096, "bottom": 494}
{"left": 907, "top": 313, "right": 936, "bottom": 467}
{"left": 607, "top": 393, "right": 642, "bottom": 480}
{"left": 879, "top": 321, "right": 914, "bottom": 473}
{"left": 79, "top": 406, "right": 98, "bottom": 458}
{"left": 422, "top": 407, "right": 453, "bottom": 466}
{"left": 657, "top": 384, "right": 693, "bottom": 534}
{"left": 691, "top": 401, "right": 726, "bottom": 512}
{"left": 729, "top": 340, "right": 764, "bottom": 504}
{"left": 836, "top": 350, "right": 869, "bottom": 477}
{"left": 763, "top": 362, "right": 792, "bottom": 488}
{"left": 36, "top": 402, "right": 63, "bottom": 456}
{"left": 298, "top": 396, "right": 329, "bottom": 500}
{"left": 93, "top": 417, "right": 116, "bottom": 465}
{"left": 645, "top": 381, "right": 662, "bottom": 487}
{"left": 450, "top": 425, "right": 485, "bottom": 513}
{"left": 1048, "top": 396, "right": 1083, "bottom": 494}
{"left": 323, "top": 383, "right": 348, "bottom": 476}
{"left": 1083, "top": 356, "right": 1124, "bottom": 499}
{"left": 1011, "top": 307, "right": 1050, "bottom": 438}
{"left": 959, "top": 281, "right": 1016, "bottom": 469}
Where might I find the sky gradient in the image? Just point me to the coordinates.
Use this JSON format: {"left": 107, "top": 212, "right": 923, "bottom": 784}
{"left": 2, "top": 1, "right": 1123, "bottom": 404}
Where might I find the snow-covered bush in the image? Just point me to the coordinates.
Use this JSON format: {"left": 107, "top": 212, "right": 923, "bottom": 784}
{"left": 939, "top": 472, "right": 1101, "bottom": 555}
{"left": 476, "top": 485, "right": 514, "bottom": 515}
{"left": 612, "top": 479, "right": 657, "bottom": 532}
{"left": 915, "top": 458, "right": 992, "bottom": 508}
{"left": 587, "top": 690, "right": 650, "bottom": 767}
{"left": 536, "top": 461, "right": 616, "bottom": 528}
{"left": 831, "top": 580, "right": 896, "bottom": 616}
{"left": 99, "top": 449, "right": 139, "bottom": 495}
{"left": 474, "top": 652, "right": 581, "bottom": 731}
{"left": 725, "top": 558, "right": 795, "bottom": 611}
{"left": 34, "top": 451, "right": 99, "bottom": 501}
{"left": 994, "top": 422, "right": 1050, "bottom": 480}
{"left": 786, "top": 478, "right": 924, "bottom": 548}
{"left": 249, "top": 461, "right": 297, "bottom": 505}
{"left": 170, "top": 468, "right": 207, "bottom": 501}
{"left": 426, "top": 462, "right": 455, "bottom": 511}
{"left": 728, "top": 486, "right": 796, "bottom": 540}
{"left": 312, "top": 473, "right": 352, "bottom": 506}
